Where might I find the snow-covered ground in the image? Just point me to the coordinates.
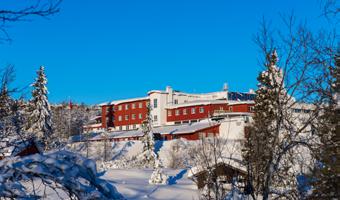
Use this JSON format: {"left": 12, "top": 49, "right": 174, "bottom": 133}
{"left": 103, "top": 168, "right": 199, "bottom": 200}
{"left": 66, "top": 138, "right": 244, "bottom": 199}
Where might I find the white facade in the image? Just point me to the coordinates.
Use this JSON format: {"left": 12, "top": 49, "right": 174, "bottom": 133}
{"left": 219, "top": 115, "right": 252, "bottom": 140}
{"left": 148, "top": 86, "right": 229, "bottom": 126}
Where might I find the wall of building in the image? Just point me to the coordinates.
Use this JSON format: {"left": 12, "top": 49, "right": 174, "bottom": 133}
{"left": 149, "top": 92, "right": 168, "bottom": 127}
{"left": 112, "top": 99, "right": 149, "bottom": 130}
{"left": 219, "top": 116, "right": 251, "bottom": 140}
{"left": 90, "top": 86, "right": 255, "bottom": 132}
{"left": 229, "top": 103, "right": 254, "bottom": 112}
{"left": 166, "top": 104, "right": 229, "bottom": 123}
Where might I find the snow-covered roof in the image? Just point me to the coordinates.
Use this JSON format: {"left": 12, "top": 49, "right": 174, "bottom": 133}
{"left": 166, "top": 100, "right": 228, "bottom": 109}
{"left": 153, "top": 120, "right": 219, "bottom": 135}
{"left": 187, "top": 140, "right": 246, "bottom": 178}
{"left": 89, "top": 116, "right": 101, "bottom": 121}
{"left": 88, "top": 120, "right": 219, "bottom": 141}
{"left": 68, "top": 132, "right": 102, "bottom": 143}
{"left": 98, "top": 101, "right": 110, "bottom": 106}
{"left": 83, "top": 123, "right": 102, "bottom": 128}
{"left": 188, "top": 159, "right": 246, "bottom": 178}
{"left": 147, "top": 90, "right": 168, "bottom": 95}
{"left": 291, "top": 102, "right": 315, "bottom": 110}
{"left": 110, "top": 96, "right": 149, "bottom": 105}
{"left": 227, "top": 100, "right": 255, "bottom": 105}
{"left": 166, "top": 100, "right": 254, "bottom": 109}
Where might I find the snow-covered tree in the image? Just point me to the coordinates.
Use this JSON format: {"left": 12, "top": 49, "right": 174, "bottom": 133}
{"left": 310, "top": 51, "right": 340, "bottom": 199}
{"left": 242, "top": 50, "right": 302, "bottom": 199}
{"left": 51, "top": 102, "right": 97, "bottom": 145}
{"left": 27, "top": 66, "right": 52, "bottom": 149}
{"left": 149, "top": 158, "right": 169, "bottom": 185}
{"left": 0, "top": 150, "right": 124, "bottom": 199}
{"left": 140, "top": 103, "right": 156, "bottom": 167}
{"left": 0, "top": 66, "right": 27, "bottom": 157}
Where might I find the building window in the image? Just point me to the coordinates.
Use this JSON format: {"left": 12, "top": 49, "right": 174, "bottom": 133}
{"left": 132, "top": 114, "right": 136, "bottom": 120}
{"left": 125, "top": 115, "right": 129, "bottom": 120}
{"left": 133, "top": 124, "right": 136, "bottom": 129}
{"left": 168, "top": 110, "right": 172, "bottom": 116}
{"left": 175, "top": 109, "right": 180, "bottom": 116}
{"left": 126, "top": 125, "right": 129, "bottom": 130}
{"left": 199, "top": 107, "right": 204, "bottom": 113}
{"left": 208, "top": 133, "right": 214, "bottom": 137}
{"left": 183, "top": 109, "right": 187, "bottom": 115}
{"left": 139, "top": 113, "right": 143, "bottom": 119}
{"left": 118, "top": 105, "right": 122, "bottom": 111}
{"left": 153, "top": 99, "right": 158, "bottom": 108}
{"left": 119, "top": 126, "right": 122, "bottom": 131}
{"left": 199, "top": 132, "right": 205, "bottom": 139}
{"left": 154, "top": 115, "right": 158, "bottom": 122}
{"left": 249, "top": 106, "right": 254, "bottom": 112}
{"left": 191, "top": 107, "right": 196, "bottom": 114}
{"left": 125, "top": 104, "right": 129, "bottom": 110}
{"left": 139, "top": 102, "right": 143, "bottom": 108}
{"left": 132, "top": 103, "right": 136, "bottom": 109}
{"left": 174, "top": 99, "right": 178, "bottom": 104}
{"left": 118, "top": 116, "right": 122, "bottom": 121}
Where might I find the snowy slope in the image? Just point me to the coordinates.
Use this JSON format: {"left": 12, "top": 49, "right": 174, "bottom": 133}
{"left": 103, "top": 168, "right": 199, "bottom": 200}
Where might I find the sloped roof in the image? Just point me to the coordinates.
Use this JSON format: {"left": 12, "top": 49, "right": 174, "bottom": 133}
{"left": 166, "top": 100, "right": 228, "bottom": 109}
{"left": 89, "top": 120, "right": 219, "bottom": 141}
{"left": 110, "top": 97, "right": 149, "bottom": 105}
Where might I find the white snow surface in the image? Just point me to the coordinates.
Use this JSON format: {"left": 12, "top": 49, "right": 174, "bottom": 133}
{"left": 103, "top": 168, "right": 199, "bottom": 200}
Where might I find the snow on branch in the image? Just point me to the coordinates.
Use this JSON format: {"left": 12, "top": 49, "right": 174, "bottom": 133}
{"left": 0, "top": 150, "right": 124, "bottom": 200}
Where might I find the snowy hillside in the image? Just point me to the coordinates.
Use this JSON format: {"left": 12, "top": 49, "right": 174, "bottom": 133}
{"left": 103, "top": 168, "right": 199, "bottom": 200}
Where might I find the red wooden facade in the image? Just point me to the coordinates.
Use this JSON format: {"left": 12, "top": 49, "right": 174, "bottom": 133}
{"left": 167, "top": 103, "right": 254, "bottom": 123}
{"left": 101, "top": 99, "right": 150, "bottom": 129}
{"left": 96, "top": 99, "right": 253, "bottom": 132}
{"left": 88, "top": 124, "right": 220, "bottom": 142}
{"left": 161, "top": 124, "right": 220, "bottom": 140}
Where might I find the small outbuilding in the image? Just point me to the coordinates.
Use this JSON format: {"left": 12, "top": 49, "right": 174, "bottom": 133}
{"left": 189, "top": 162, "right": 247, "bottom": 192}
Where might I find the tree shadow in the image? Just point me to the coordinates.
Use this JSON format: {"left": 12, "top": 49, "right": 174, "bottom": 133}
{"left": 168, "top": 169, "right": 187, "bottom": 185}
{"left": 154, "top": 140, "right": 164, "bottom": 155}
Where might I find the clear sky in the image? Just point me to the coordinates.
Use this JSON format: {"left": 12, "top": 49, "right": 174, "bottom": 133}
{"left": 0, "top": 0, "right": 329, "bottom": 104}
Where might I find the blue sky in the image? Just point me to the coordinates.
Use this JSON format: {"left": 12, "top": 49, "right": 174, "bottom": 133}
{"left": 0, "top": 0, "right": 328, "bottom": 104}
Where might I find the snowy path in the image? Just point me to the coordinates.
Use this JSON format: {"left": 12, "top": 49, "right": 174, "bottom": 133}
{"left": 103, "top": 168, "right": 199, "bottom": 200}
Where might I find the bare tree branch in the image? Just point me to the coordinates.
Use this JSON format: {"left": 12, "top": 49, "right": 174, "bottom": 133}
{"left": 0, "top": 0, "right": 62, "bottom": 42}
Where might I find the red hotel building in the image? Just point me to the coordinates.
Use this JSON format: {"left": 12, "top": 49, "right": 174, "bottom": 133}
{"left": 84, "top": 85, "right": 255, "bottom": 133}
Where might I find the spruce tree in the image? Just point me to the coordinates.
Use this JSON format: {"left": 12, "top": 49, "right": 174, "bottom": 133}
{"left": 140, "top": 102, "right": 156, "bottom": 167}
{"left": 310, "top": 52, "right": 340, "bottom": 199}
{"left": 28, "top": 66, "right": 52, "bottom": 149}
{"left": 243, "top": 50, "right": 297, "bottom": 199}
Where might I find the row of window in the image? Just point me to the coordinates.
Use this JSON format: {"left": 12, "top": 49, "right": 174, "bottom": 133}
{"left": 118, "top": 124, "right": 139, "bottom": 131}
{"left": 118, "top": 113, "right": 143, "bottom": 121}
{"left": 293, "top": 108, "right": 311, "bottom": 113}
{"left": 117, "top": 102, "right": 146, "bottom": 111}
{"left": 116, "top": 114, "right": 158, "bottom": 124}
{"left": 168, "top": 107, "right": 205, "bottom": 117}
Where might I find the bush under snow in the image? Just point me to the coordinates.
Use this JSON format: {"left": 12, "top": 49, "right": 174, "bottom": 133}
{"left": 0, "top": 150, "right": 124, "bottom": 199}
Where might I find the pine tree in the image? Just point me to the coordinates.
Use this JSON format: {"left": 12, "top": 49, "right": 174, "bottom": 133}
{"left": 27, "top": 66, "right": 52, "bottom": 149}
{"left": 243, "top": 50, "right": 298, "bottom": 199}
{"left": 140, "top": 102, "right": 156, "bottom": 167}
{"left": 310, "top": 51, "right": 340, "bottom": 199}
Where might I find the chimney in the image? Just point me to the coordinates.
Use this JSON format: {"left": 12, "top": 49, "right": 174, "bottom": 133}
{"left": 223, "top": 82, "right": 228, "bottom": 91}
{"left": 166, "top": 86, "right": 174, "bottom": 104}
